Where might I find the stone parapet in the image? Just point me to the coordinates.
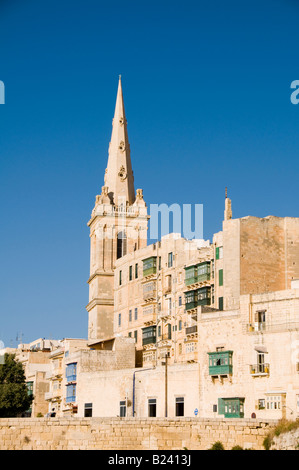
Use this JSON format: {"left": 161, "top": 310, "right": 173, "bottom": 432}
{"left": 0, "top": 417, "right": 277, "bottom": 450}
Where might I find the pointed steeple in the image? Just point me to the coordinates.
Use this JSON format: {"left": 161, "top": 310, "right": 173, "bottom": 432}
{"left": 104, "top": 76, "right": 135, "bottom": 206}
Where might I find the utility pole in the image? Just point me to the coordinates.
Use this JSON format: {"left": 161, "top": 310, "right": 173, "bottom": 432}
{"left": 164, "top": 352, "right": 170, "bottom": 417}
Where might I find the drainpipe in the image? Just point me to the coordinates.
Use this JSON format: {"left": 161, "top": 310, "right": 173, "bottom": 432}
{"left": 132, "top": 368, "right": 155, "bottom": 417}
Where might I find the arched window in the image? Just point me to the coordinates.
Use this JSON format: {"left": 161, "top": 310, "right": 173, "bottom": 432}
{"left": 117, "top": 231, "right": 127, "bottom": 259}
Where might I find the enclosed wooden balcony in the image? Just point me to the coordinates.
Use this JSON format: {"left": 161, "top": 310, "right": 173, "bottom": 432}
{"left": 142, "top": 256, "right": 157, "bottom": 277}
{"left": 208, "top": 350, "right": 233, "bottom": 376}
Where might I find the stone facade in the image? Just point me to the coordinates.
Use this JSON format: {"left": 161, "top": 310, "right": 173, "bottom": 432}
{"left": 114, "top": 234, "right": 212, "bottom": 367}
{"left": 222, "top": 215, "right": 299, "bottom": 310}
{"left": 0, "top": 417, "right": 277, "bottom": 450}
{"left": 197, "top": 288, "right": 299, "bottom": 421}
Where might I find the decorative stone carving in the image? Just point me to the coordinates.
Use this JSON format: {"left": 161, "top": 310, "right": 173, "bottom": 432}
{"left": 119, "top": 141, "right": 125, "bottom": 152}
{"left": 118, "top": 165, "right": 127, "bottom": 181}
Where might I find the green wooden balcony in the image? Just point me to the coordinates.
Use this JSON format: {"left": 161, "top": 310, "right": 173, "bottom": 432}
{"left": 143, "top": 256, "right": 157, "bottom": 277}
{"left": 208, "top": 350, "right": 233, "bottom": 376}
{"left": 142, "top": 325, "right": 157, "bottom": 346}
{"left": 185, "top": 287, "right": 211, "bottom": 311}
{"left": 185, "top": 262, "right": 211, "bottom": 286}
{"left": 218, "top": 397, "right": 244, "bottom": 418}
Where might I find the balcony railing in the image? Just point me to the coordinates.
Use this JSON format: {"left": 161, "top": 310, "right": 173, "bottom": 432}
{"left": 66, "top": 395, "right": 76, "bottom": 403}
{"left": 185, "top": 325, "right": 197, "bottom": 335}
{"left": 161, "top": 333, "right": 172, "bottom": 341}
{"left": 247, "top": 322, "right": 266, "bottom": 333}
{"left": 250, "top": 363, "right": 270, "bottom": 376}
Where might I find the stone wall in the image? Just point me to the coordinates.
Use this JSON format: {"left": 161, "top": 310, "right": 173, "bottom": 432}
{"left": 0, "top": 417, "right": 277, "bottom": 450}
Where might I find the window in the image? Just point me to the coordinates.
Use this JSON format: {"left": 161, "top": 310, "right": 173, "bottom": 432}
{"left": 119, "top": 270, "right": 122, "bottom": 286}
{"left": 167, "top": 323, "right": 172, "bottom": 340}
{"left": 168, "top": 252, "right": 173, "bottom": 268}
{"left": 26, "top": 381, "right": 33, "bottom": 396}
{"left": 165, "top": 274, "right": 172, "bottom": 293}
{"left": 134, "top": 330, "right": 138, "bottom": 343}
{"left": 257, "top": 353, "right": 265, "bottom": 373}
{"left": 158, "top": 325, "right": 161, "bottom": 337}
{"left": 120, "top": 401, "right": 126, "bottom": 417}
{"left": 255, "top": 310, "right": 266, "bottom": 331}
{"left": 118, "top": 313, "right": 121, "bottom": 327}
{"left": 143, "top": 305, "right": 155, "bottom": 316}
{"left": 175, "top": 397, "right": 184, "bottom": 417}
{"left": 186, "top": 342, "right": 196, "bottom": 354}
{"left": 143, "top": 257, "right": 157, "bottom": 276}
{"left": 129, "top": 265, "right": 133, "bottom": 281}
{"left": 168, "top": 298, "right": 172, "bottom": 314}
{"left": 185, "top": 290, "right": 196, "bottom": 308}
{"left": 219, "top": 269, "right": 223, "bottom": 286}
{"left": 218, "top": 398, "right": 244, "bottom": 418}
{"left": 84, "top": 403, "right": 92, "bottom": 417}
{"left": 135, "top": 263, "right": 138, "bottom": 279}
{"left": 129, "top": 310, "right": 132, "bottom": 322}
{"left": 142, "top": 326, "right": 156, "bottom": 346}
{"left": 117, "top": 231, "right": 127, "bottom": 259}
{"left": 179, "top": 343, "right": 182, "bottom": 354}
{"left": 66, "top": 363, "right": 77, "bottom": 382}
{"left": 258, "top": 399, "right": 265, "bottom": 410}
{"left": 158, "top": 256, "right": 161, "bottom": 270}
{"left": 143, "top": 281, "right": 156, "bottom": 300}
{"left": 148, "top": 399, "right": 157, "bottom": 417}
{"left": 178, "top": 296, "right": 182, "bottom": 307}
{"left": 179, "top": 320, "right": 182, "bottom": 331}
{"left": 208, "top": 351, "right": 233, "bottom": 375}
{"left": 66, "top": 384, "right": 76, "bottom": 403}
{"left": 266, "top": 396, "right": 282, "bottom": 410}
{"left": 134, "top": 308, "right": 138, "bottom": 321}
{"left": 216, "top": 246, "right": 223, "bottom": 260}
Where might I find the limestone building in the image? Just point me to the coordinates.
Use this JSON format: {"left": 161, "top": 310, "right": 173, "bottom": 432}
{"left": 44, "top": 338, "right": 88, "bottom": 416}
{"left": 40, "top": 78, "right": 299, "bottom": 420}
{"left": 197, "top": 282, "right": 299, "bottom": 420}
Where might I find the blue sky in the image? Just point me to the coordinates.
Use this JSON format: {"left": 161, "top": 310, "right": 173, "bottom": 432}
{"left": 0, "top": 0, "right": 298, "bottom": 347}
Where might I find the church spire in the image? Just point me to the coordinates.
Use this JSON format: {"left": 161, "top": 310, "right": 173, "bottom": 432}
{"left": 104, "top": 76, "right": 135, "bottom": 206}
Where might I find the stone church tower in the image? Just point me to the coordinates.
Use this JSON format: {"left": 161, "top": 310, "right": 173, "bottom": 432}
{"left": 86, "top": 77, "right": 148, "bottom": 343}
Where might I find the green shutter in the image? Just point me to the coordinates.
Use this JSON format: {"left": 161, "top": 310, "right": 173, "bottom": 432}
{"left": 216, "top": 247, "right": 220, "bottom": 260}
{"left": 218, "top": 398, "right": 225, "bottom": 415}
{"left": 219, "top": 269, "right": 223, "bottom": 286}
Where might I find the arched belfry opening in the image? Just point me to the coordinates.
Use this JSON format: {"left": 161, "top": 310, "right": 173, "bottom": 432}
{"left": 117, "top": 231, "right": 127, "bottom": 259}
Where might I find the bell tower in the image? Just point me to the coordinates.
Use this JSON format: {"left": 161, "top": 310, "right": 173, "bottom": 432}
{"left": 86, "top": 77, "right": 148, "bottom": 343}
